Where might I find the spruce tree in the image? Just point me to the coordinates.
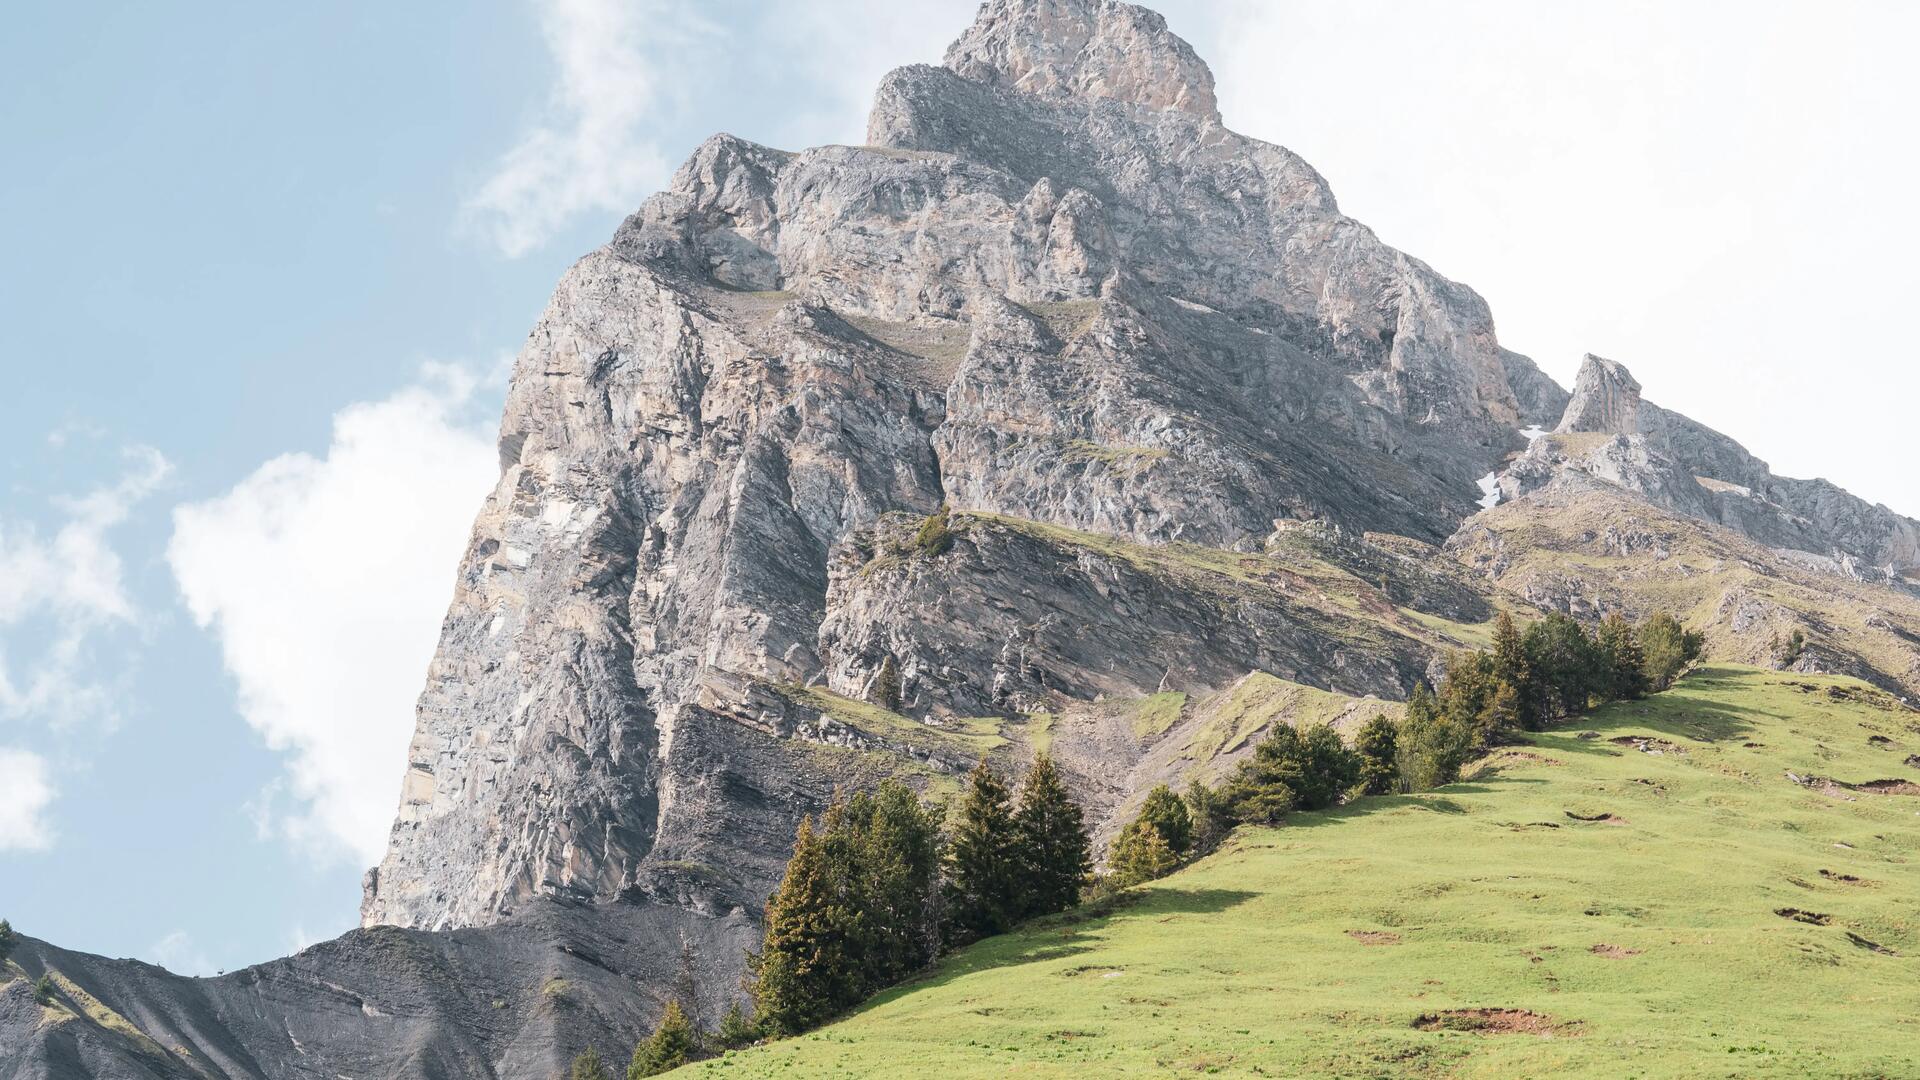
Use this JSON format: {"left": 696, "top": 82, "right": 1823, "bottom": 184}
{"left": 0, "top": 919, "right": 15, "bottom": 966}
{"left": 1354, "top": 714, "right": 1399, "bottom": 796}
{"left": 847, "top": 781, "right": 943, "bottom": 986}
{"left": 1107, "top": 820, "right": 1178, "bottom": 887}
{"left": 1398, "top": 683, "right": 1474, "bottom": 791}
{"left": 1488, "top": 611, "right": 1537, "bottom": 728}
{"left": 748, "top": 816, "right": 863, "bottom": 1035}
{"left": 1182, "top": 780, "right": 1231, "bottom": 855}
{"left": 1224, "top": 722, "right": 1358, "bottom": 818}
{"left": 1480, "top": 679, "right": 1523, "bottom": 742}
{"left": 1133, "top": 784, "right": 1192, "bottom": 856}
{"left": 628, "top": 1001, "right": 699, "bottom": 1078}
{"left": 1639, "top": 610, "right": 1704, "bottom": 691}
{"left": 715, "top": 1002, "right": 759, "bottom": 1049}
{"left": 1013, "top": 755, "right": 1092, "bottom": 918}
{"left": 943, "top": 759, "right": 1022, "bottom": 944}
{"left": 871, "top": 656, "right": 902, "bottom": 712}
{"left": 570, "top": 1048, "right": 612, "bottom": 1080}
{"left": 1598, "top": 613, "right": 1649, "bottom": 700}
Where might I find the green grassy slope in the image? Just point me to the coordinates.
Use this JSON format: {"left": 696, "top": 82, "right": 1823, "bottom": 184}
{"left": 679, "top": 668, "right": 1920, "bottom": 1078}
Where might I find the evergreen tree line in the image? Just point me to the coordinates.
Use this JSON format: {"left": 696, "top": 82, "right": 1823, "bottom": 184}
{"left": 582, "top": 755, "right": 1095, "bottom": 1075}
{"left": 1106, "top": 609, "right": 1704, "bottom": 887}
{"left": 574, "top": 608, "right": 1702, "bottom": 1074}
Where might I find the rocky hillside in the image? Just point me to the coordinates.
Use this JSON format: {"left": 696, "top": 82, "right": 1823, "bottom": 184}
{"left": 6, "top": 2, "right": 1915, "bottom": 1077}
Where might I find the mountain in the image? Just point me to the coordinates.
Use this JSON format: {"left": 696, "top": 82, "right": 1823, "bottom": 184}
{"left": 5, "top": 2, "right": 1915, "bottom": 1077}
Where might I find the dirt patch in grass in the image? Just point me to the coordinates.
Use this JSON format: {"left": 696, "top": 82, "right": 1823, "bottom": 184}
{"left": 1775, "top": 908, "right": 1832, "bottom": 926}
{"left": 1564, "top": 810, "right": 1629, "bottom": 826}
{"left": 1819, "top": 869, "right": 1871, "bottom": 886}
{"left": 1412, "top": 1009, "right": 1574, "bottom": 1036}
{"left": 1845, "top": 932, "right": 1898, "bottom": 956}
{"left": 1905, "top": 754, "right": 1920, "bottom": 768}
{"left": 1346, "top": 930, "right": 1402, "bottom": 946}
{"left": 1867, "top": 735, "right": 1896, "bottom": 749}
{"left": 1610, "top": 736, "right": 1686, "bottom": 755}
{"left": 1589, "top": 944, "right": 1642, "bottom": 959}
{"left": 1789, "top": 772, "right": 1920, "bottom": 798}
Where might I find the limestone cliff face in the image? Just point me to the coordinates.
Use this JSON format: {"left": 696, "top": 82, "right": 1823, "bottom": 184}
{"left": 1510, "top": 354, "right": 1920, "bottom": 584}
{"left": 362, "top": 0, "right": 1566, "bottom": 932}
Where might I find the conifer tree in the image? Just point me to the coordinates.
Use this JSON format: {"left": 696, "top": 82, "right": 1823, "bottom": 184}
{"left": 1639, "top": 610, "right": 1704, "bottom": 691}
{"left": 0, "top": 919, "right": 15, "bottom": 966}
{"left": 1013, "top": 755, "right": 1092, "bottom": 918}
{"left": 1354, "top": 714, "right": 1399, "bottom": 796}
{"left": 1107, "top": 820, "right": 1179, "bottom": 887}
{"left": 628, "top": 1001, "right": 699, "bottom": 1078}
{"left": 846, "top": 781, "right": 943, "bottom": 986}
{"left": 943, "top": 759, "right": 1022, "bottom": 944}
{"left": 871, "top": 656, "right": 902, "bottom": 712}
{"left": 1182, "top": 780, "right": 1232, "bottom": 856}
{"left": 748, "top": 816, "right": 863, "bottom": 1035}
{"left": 1597, "top": 613, "right": 1649, "bottom": 700}
{"left": 1133, "top": 784, "right": 1192, "bottom": 856}
{"left": 570, "top": 1047, "right": 613, "bottom": 1080}
{"left": 715, "top": 1002, "right": 759, "bottom": 1049}
{"left": 1398, "top": 683, "right": 1473, "bottom": 791}
{"left": 1488, "top": 611, "right": 1537, "bottom": 728}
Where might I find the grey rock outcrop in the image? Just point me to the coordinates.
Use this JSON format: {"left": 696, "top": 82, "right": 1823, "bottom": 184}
{"left": 1507, "top": 354, "right": 1919, "bottom": 584}
{"left": 363, "top": 0, "right": 1565, "bottom": 936}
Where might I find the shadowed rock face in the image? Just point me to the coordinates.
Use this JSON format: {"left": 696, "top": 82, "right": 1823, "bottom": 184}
{"left": 361, "top": 0, "right": 1565, "bottom": 937}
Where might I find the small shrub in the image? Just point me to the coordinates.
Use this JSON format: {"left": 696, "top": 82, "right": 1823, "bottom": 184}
{"left": 32, "top": 974, "right": 55, "bottom": 1006}
{"left": 912, "top": 506, "right": 954, "bottom": 557}
{"left": 715, "top": 1002, "right": 760, "bottom": 1049}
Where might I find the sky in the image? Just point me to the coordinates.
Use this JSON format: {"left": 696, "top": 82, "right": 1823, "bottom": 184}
{"left": 1, "top": 0, "right": 1913, "bottom": 975}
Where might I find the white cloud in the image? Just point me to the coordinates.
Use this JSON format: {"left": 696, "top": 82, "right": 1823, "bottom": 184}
{"left": 168, "top": 365, "right": 499, "bottom": 865}
{"left": 149, "top": 929, "right": 215, "bottom": 976}
{"left": 0, "top": 445, "right": 171, "bottom": 733}
{"left": 0, "top": 747, "right": 56, "bottom": 852}
{"left": 462, "top": 0, "right": 717, "bottom": 257}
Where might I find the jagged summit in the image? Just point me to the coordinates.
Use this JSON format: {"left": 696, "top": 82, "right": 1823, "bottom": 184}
{"left": 943, "top": 0, "right": 1221, "bottom": 122}
{"left": 1556, "top": 353, "right": 1642, "bottom": 434}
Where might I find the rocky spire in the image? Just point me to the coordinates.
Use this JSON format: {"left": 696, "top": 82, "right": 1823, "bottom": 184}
{"left": 943, "top": 0, "right": 1221, "bottom": 123}
{"left": 1555, "top": 353, "right": 1643, "bottom": 434}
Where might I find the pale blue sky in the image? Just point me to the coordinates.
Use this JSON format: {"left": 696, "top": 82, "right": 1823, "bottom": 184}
{"left": 3, "top": 0, "right": 1912, "bottom": 974}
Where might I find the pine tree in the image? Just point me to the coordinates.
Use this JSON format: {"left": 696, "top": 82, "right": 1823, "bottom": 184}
{"left": 1354, "top": 714, "right": 1399, "bottom": 796}
{"left": 1107, "top": 820, "right": 1178, "bottom": 887}
{"left": 748, "top": 816, "right": 863, "bottom": 1035}
{"left": 1638, "top": 610, "right": 1704, "bottom": 691}
{"left": 571, "top": 1047, "right": 612, "bottom": 1080}
{"left": 1013, "top": 755, "right": 1092, "bottom": 918}
{"left": 943, "top": 759, "right": 1022, "bottom": 944}
{"left": 1398, "top": 683, "right": 1474, "bottom": 791}
{"left": 871, "top": 656, "right": 902, "bottom": 712}
{"left": 628, "top": 1001, "right": 699, "bottom": 1078}
{"left": 846, "top": 781, "right": 943, "bottom": 986}
{"left": 1480, "top": 679, "right": 1523, "bottom": 742}
{"left": 32, "top": 973, "right": 56, "bottom": 1006}
{"left": 1598, "top": 613, "right": 1649, "bottom": 701}
{"left": 1133, "top": 784, "right": 1192, "bottom": 856}
{"left": 1522, "top": 613, "right": 1606, "bottom": 720}
{"left": 1224, "top": 722, "right": 1358, "bottom": 818}
{"left": 715, "top": 1002, "right": 759, "bottom": 1049}
{"left": 1488, "top": 611, "right": 1537, "bottom": 728}
{"left": 0, "top": 919, "right": 16, "bottom": 966}
{"left": 1182, "top": 780, "right": 1231, "bottom": 856}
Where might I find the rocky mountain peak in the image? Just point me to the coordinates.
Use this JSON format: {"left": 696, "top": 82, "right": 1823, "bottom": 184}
{"left": 943, "top": 0, "right": 1221, "bottom": 123}
{"left": 1556, "top": 353, "right": 1643, "bottom": 434}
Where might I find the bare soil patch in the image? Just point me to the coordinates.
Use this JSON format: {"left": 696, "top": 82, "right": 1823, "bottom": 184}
{"left": 1589, "top": 944, "right": 1642, "bottom": 959}
{"left": 1820, "top": 869, "right": 1870, "bottom": 886}
{"left": 1789, "top": 772, "right": 1920, "bottom": 798}
{"left": 1412, "top": 1009, "right": 1574, "bottom": 1036}
{"left": 1867, "top": 735, "right": 1896, "bottom": 749}
{"left": 1564, "top": 810, "right": 1629, "bottom": 826}
{"left": 1775, "top": 908, "right": 1832, "bottom": 926}
{"left": 1845, "top": 932, "right": 1898, "bottom": 956}
{"left": 1610, "top": 736, "right": 1685, "bottom": 755}
{"left": 1346, "top": 930, "right": 1402, "bottom": 946}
